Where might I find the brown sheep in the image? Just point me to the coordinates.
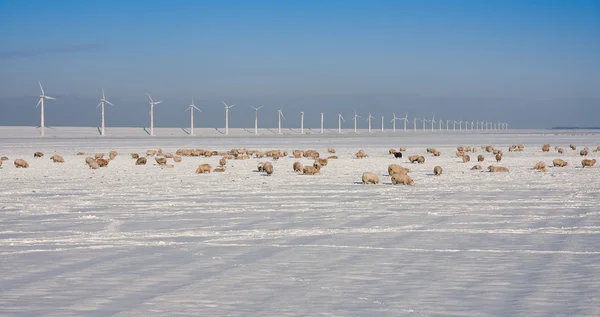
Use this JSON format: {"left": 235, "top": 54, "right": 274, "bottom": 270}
{"left": 196, "top": 163, "right": 212, "bottom": 174}
{"left": 164, "top": 153, "right": 174, "bottom": 159}
{"left": 408, "top": 155, "right": 420, "bottom": 163}
{"left": 488, "top": 166, "right": 509, "bottom": 173}
{"left": 456, "top": 151, "right": 465, "bottom": 157}
{"left": 1, "top": 156, "right": 9, "bottom": 161}
{"left": 303, "top": 163, "right": 321, "bottom": 175}
{"left": 213, "top": 167, "right": 225, "bottom": 172}
{"left": 219, "top": 157, "right": 227, "bottom": 167}
{"left": 391, "top": 174, "right": 414, "bottom": 185}
{"left": 433, "top": 166, "right": 442, "bottom": 176}
{"left": 517, "top": 144, "right": 524, "bottom": 149}
{"left": 477, "top": 155, "right": 485, "bottom": 162}
{"left": 263, "top": 162, "right": 274, "bottom": 175}
{"left": 131, "top": 153, "right": 140, "bottom": 159}
{"left": 558, "top": 148, "right": 565, "bottom": 154}
{"left": 431, "top": 150, "right": 441, "bottom": 157}
{"left": 570, "top": 144, "right": 576, "bottom": 151}
{"left": 495, "top": 153, "right": 502, "bottom": 162}
{"left": 293, "top": 150, "right": 303, "bottom": 158}
{"left": 95, "top": 153, "right": 104, "bottom": 159}
{"left": 173, "top": 156, "right": 182, "bottom": 163}
{"left": 361, "top": 172, "right": 379, "bottom": 184}
{"left": 96, "top": 159, "right": 109, "bottom": 167}
{"left": 34, "top": 152, "right": 44, "bottom": 158}
{"left": 293, "top": 161, "right": 304, "bottom": 172}
{"left": 580, "top": 149, "right": 589, "bottom": 156}
{"left": 416, "top": 156, "right": 425, "bottom": 164}
{"left": 582, "top": 159, "right": 596, "bottom": 168}
{"left": 328, "top": 148, "right": 336, "bottom": 154}
{"left": 462, "top": 155, "right": 470, "bottom": 163}
{"left": 541, "top": 144, "right": 550, "bottom": 152}
{"left": 457, "top": 146, "right": 464, "bottom": 152}
{"left": 155, "top": 157, "right": 167, "bottom": 165}
{"left": 146, "top": 150, "right": 157, "bottom": 157}
{"left": 534, "top": 161, "right": 547, "bottom": 172}
{"left": 485, "top": 146, "right": 494, "bottom": 153}
{"left": 355, "top": 150, "right": 368, "bottom": 159}
{"left": 471, "top": 165, "right": 482, "bottom": 170}
{"left": 50, "top": 155, "right": 64, "bottom": 163}
{"left": 109, "top": 151, "right": 118, "bottom": 160}
{"left": 76, "top": 152, "right": 86, "bottom": 156}
{"left": 328, "top": 155, "right": 338, "bottom": 159}
{"left": 552, "top": 158, "right": 568, "bottom": 167}
{"left": 317, "top": 158, "right": 328, "bottom": 167}
{"left": 14, "top": 159, "right": 29, "bottom": 168}
{"left": 282, "top": 151, "right": 288, "bottom": 157}
{"left": 388, "top": 164, "right": 410, "bottom": 176}
{"left": 135, "top": 157, "right": 147, "bottom": 165}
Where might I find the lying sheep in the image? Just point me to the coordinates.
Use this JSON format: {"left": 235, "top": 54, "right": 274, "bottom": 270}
{"left": 88, "top": 160, "right": 99, "bottom": 169}
{"left": 391, "top": 174, "right": 414, "bottom": 185}
{"left": 1, "top": 156, "right": 8, "bottom": 161}
{"left": 76, "top": 152, "right": 86, "bottom": 156}
{"left": 582, "top": 159, "right": 596, "bottom": 168}
{"left": 553, "top": 158, "right": 568, "bottom": 167}
{"left": 146, "top": 150, "right": 157, "bottom": 157}
{"left": 173, "top": 156, "right": 182, "bottom": 163}
{"left": 196, "top": 163, "right": 212, "bottom": 174}
{"left": 431, "top": 150, "right": 441, "bottom": 157}
{"left": 155, "top": 157, "right": 167, "bottom": 165}
{"left": 495, "top": 153, "right": 502, "bottom": 162}
{"left": 388, "top": 164, "right": 410, "bottom": 176}
{"left": 162, "top": 164, "right": 175, "bottom": 169}
{"left": 328, "top": 155, "right": 338, "bottom": 159}
{"left": 135, "top": 157, "right": 147, "bottom": 165}
{"left": 362, "top": 172, "right": 379, "bottom": 184}
{"left": 535, "top": 161, "right": 547, "bottom": 172}
{"left": 213, "top": 167, "right": 225, "bottom": 172}
{"left": 263, "top": 162, "right": 274, "bottom": 175}
{"left": 50, "top": 155, "right": 64, "bottom": 163}
{"left": 293, "top": 161, "right": 304, "bottom": 172}
{"left": 164, "top": 153, "right": 174, "bottom": 159}
{"left": 131, "top": 153, "right": 140, "bottom": 159}
{"left": 462, "top": 155, "right": 470, "bottom": 163}
{"left": 85, "top": 156, "right": 96, "bottom": 165}
{"left": 433, "top": 166, "right": 442, "bottom": 176}
{"left": 14, "top": 159, "right": 29, "bottom": 168}
{"left": 96, "top": 159, "right": 109, "bottom": 167}
{"left": 328, "top": 148, "right": 336, "bottom": 154}
{"left": 109, "top": 151, "right": 118, "bottom": 160}
{"left": 34, "top": 152, "right": 44, "bottom": 158}
{"left": 471, "top": 165, "right": 482, "bottom": 170}
{"left": 488, "top": 166, "right": 509, "bottom": 173}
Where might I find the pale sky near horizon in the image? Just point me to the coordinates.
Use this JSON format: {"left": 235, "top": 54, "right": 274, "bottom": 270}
{"left": 1, "top": 0, "right": 599, "bottom": 129}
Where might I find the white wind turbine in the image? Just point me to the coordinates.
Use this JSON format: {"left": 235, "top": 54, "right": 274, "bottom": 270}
{"left": 459, "top": 120, "right": 463, "bottom": 131}
{"left": 366, "top": 112, "right": 374, "bottom": 133}
{"left": 146, "top": 93, "right": 162, "bottom": 136}
{"left": 381, "top": 116, "right": 384, "bottom": 132}
{"left": 277, "top": 108, "right": 285, "bottom": 135}
{"left": 402, "top": 113, "right": 409, "bottom": 132}
{"left": 221, "top": 101, "right": 235, "bottom": 135}
{"left": 36, "top": 81, "right": 56, "bottom": 137}
{"left": 422, "top": 118, "right": 428, "bottom": 131}
{"left": 300, "top": 111, "right": 305, "bottom": 134}
{"left": 446, "top": 119, "right": 450, "bottom": 131}
{"left": 338, "top": 113, "right": 345, "bottom": 133}
{"left": 390, "top": 113, "right": 399, "bottom": 132}
{"left": 352, "top": 111, "right": 362, "bottom": 133}
{"left": 186, "top": 98, "right": 201, "bottom": 136}
{"left": 439, "top": 117, "right": 443, "bottom": 131}
{"left": 249, "top": 105, "right": 263, "bottom": 135}
{"left": 320, "top": 112, "right": 324, "bottom": 134}
{"left": 97, "top": 89, "right": 114, "bottom": 136}
{"left": 413, "top": 117, "right": 418, "bottom": 131}
{"left": 431, "top": 115, "right": 436, "bottom": 132}
{"left": 453, "top": 120, "right": 457, "bottom": 131}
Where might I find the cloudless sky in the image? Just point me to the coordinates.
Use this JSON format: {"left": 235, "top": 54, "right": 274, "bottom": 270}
{"left": 1, "top": 0, "right": 599, "bottom": 129}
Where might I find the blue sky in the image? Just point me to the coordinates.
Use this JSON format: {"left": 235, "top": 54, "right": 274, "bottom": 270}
{"left": 1, "top": 0, "right": 599, "bottom": 128}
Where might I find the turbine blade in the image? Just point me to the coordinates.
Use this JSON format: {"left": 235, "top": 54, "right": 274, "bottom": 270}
{"left": 193, "top": 106, "right": 201, "bottom": 112}
{"left": 45, "top": 96, "right": 56, "bottom": 100}
{"left": 38, "top": 81, "right": 44, "bottom": 95}
{"left": 36, "top": 98, "right": 42, "bottom": 108}
{"left": 155, "top": 101, "right": 162, "bottom": 105}
{"left": 102, "top": 89, "right": 106, "bottom": 100}
{"left": 97, "top": 103, "right": 102, "bottom": 108}
{"left": 105, "top": 100, "right": 115, "bottom": 107}
{"left": 146, "top": 93, "right": 153, "bottom": 102}
{"left": 221, "top": 101, "right": 228, "bottom": 107}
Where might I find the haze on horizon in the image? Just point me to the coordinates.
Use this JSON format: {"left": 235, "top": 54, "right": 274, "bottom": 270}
{"left": 1, "top": 0, "right": 599, "bottom": 129}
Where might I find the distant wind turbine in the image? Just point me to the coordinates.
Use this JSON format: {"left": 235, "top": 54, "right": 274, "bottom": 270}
{"left": 277, "top": 108, "right": 285, "bottom": 135}
{"left": 186, "top": 98, "right": 201, "bottom": 136}
{"left": 97, "top": 89, "right": 114, "bottom": 136}
{"left": 422, "top": 118, "right": 428, "bottom": 131}
{"left": 381, "top": 116, "right": 384, "bottom": 132}
{"left": 300, "top": 111, "right": 305, "bottom": 134}
{"left": 431, "top": 115, "right": 436, "bottom": 132}
{"left": 413, "top": 117, "right": 418, "bottom": 131}
{"left": 403, "top": 113, "right": 409, "bottom": 132}
{"left": 391, "top": 113, "right": 399, "bottom": 132}
{"left": 366, "top": 112, "right": 374, "bottom": 133}
{"left": 249, "top": 105, "right": 263, "bottom": 135}
{"left": 352, "top": 111, "right": 362, "bottom": 133}
{"left": 36, "top": 81, "right": 56, "bottom": 137}
{"left": 221, "top": 101, "right": 235, "bottom": 135}
{"left": 338, "top": 113, "right": 345, "bottom": 133}
{"left": 146, "top": 93, "right": 162, "bottom": 136}
{"left": 321, "top": 112, "right": 324, "bottom": 134}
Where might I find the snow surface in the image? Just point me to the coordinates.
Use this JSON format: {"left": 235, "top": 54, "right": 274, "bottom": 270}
{"left": 1, "top": 128, "right": 600, "bottom": 316}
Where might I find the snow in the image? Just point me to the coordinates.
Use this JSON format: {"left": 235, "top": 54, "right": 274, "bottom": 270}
{"left": 1, "top": 128, "right": 599, "bottom": 316}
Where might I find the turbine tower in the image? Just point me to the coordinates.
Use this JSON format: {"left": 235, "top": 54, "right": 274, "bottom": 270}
{"left": 97, "top": 89, "right": 114, "bottom": 136}
{"left": 221, "top": 101, "right": 235, "bottom": 135}
{"left": 413, "top": 117, "right": 418, "bottom": 131}
{"left": 338, "top": 113, "right": 345, "bottom": 133}
{"left": 352, "top": 111, "right": 362, "bottom": 133}
{"left": 381, "top": 116, "right": 384, "bottom": 132}
{"left": 249, "top": 105, "right": 263, "bottom": 135}
{"left": 402, "top": 113, "right": 409, "bottom": 132}
{"left": 390, "top": 113, "right": 399, "bottom": 132}
{"left": 431, "top": 115, "right": 436, "bottom": 132}
{"left": 366, "top": 112, "right": 374, "bottom": 133}
{"left": 186, "top": 98, "right": 201, "bottom": 136}
{"left": 146, "top": 93, "right": 162, "bottom": 136}
{"left": 300, "top": 111, "right": 304, "bottom": 134}
{"left": 320, "top": 112, "right": 324, "bottom": 134}
{"left": 277, "top": 108, "right": 285, "bottom": 135}
{"left": 422, "top": 118, "right": 428, "bottom": 131}
{"left": 439, "top": 118, "right": 443, "bottom": 131}
{"left": 36, "top": 81, "right": 56, "bottom": 137}
{"left": 446, "top": 120, "right": 450, "bottom": 131}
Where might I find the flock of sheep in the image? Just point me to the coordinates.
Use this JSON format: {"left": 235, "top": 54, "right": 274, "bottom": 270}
{"left": 1, "top": 143, "right": 597, "bottom": 186}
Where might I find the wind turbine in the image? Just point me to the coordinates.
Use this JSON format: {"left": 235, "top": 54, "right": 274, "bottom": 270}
{"left": 338, "top": 113, "right": 345, "bottom": 133}
{"left": 413, "top": 117, "right": 418, "bottom": 131}
{"left": 146, "top": 93, "right": 162, "bottom": 136}
{"left": 446, "top": 119, "right": 450, "bottom": 131}
{"left": 96, "top": 89, "right": 114, "bottom": 136}
{"left": 300, "top": 111, "right": 305, "bottom": 134}
{"left": 221, "top": 101, "right": 235, "bottom": 135}
{"left": 453, "top": 120, "right": 457, "bottom": 131}
{"left": 352, "top": 111, "right": 361, "bottom": 133}
{"left": 381, "top": 116, "right": 384, "bottom": 132}
{"left": 36, "top": 81, "right": 56, "bottom": 137}
{"left": 422, "top": 118, "right": 428, "bottom": 131}
{"left": 390, "top": 113, "right": 399, "bottom": 132}
{"left": 320, "top": 112, "right": 324, "bottom": 134}
{"left": 505, "top": 122, "right": 509, "bottom": 130}
{"left": 439, "top": 118, "right": 443, "bottom": 131}
{"left": 277, "top": 108, "right": 285, "bottom": 135}
{"left": 366, "top": 112, "right": 374, "bottom": 133}
{"left": 459, "top": 120, "right": 463, "bottom": 131}
{"left": 402, "top": 113, "right": 409, "bottom": 132}
{"left": 431, "top": 115, "right": 436, "bottom": 132}
{"left": 185, "top": 98, "right": 201, "bottom": 136}
{"left": 249, "top": 105, "right": 263, "bottom": 135}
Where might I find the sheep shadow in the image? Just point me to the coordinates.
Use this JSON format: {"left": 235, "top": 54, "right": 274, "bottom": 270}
{"left": 266, "top": 128, "right": 277, "bottom": 134}
{"left": 142, "top": 127, "right": 150, "bottom": 135}
{"left": 214, "top": 128, "right": 226, "bottom": 135}
{"left": 242, "top": 128, "right": 255, "bottom": 134}
{"left": 181, "top": 128, "right": 191, "bottom": 135}
{"left": 97, "top": 127, "right": 102, "bottom": 135}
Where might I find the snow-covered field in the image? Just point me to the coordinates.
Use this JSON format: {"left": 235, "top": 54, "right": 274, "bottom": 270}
{"left": 1, "top": 128, "right": 599, "bottom": 316}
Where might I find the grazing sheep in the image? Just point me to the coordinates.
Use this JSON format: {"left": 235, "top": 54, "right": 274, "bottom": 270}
{"left": 88, "top": 160, "right": 99, "bottom": 169}
{"left": 391, "top": 174, "right": 414, "bottom": 185}
{"left": 293, "top": 161, "right": 304, "bottom": 172}
{"left": 355, "top": 150, "right": 368, "bottom": 159}
{"left": 76, "top": 152, "right": 86, "bottom": 156}
{"left": 257, "top": 162, "right": 265, "bottom": 172}
{"left": 173, "top": 156, "right": 182, "bottom": 163}
{"left": 95, "top": 153, "right": 104, "bottom": 159}
{"left": 96, "top": 159, "right": 109, "bottom": 167}
{"left": 213, "top": 167, "right": 225, "bottom": 172}
{"left": 328, "top": 148, "right": 336, "bottom": 154}
{"left": 388, "top": 164, "right": 410, "bottom": 176}
{"left": 303, "top": 165, "right": 321, "bottom": 175}
{"left": 155, "top": 157, "right": 167, "bottom": 165}
{"left": 394, "top": 152, "right": 403, "bottom": 158}
{"left": 399, "top": 146, "right": 407, "bottom": 152}
{"left": 162, "top": 164, "right": 175, "bottom": 169}
{"left": 219, "top": 157, "right": 227, "bottom": 167}
{"left": 131, "top": 153, "right": 140, "bottom": 159}
{"left": 477, "top": 155, "right": 485, "bottom": 162}
{"left": 471, "top": 165, "right": 482, "bottom": 170}
{"left": 570, "top": 144, "right": 576, "bottom": 151}
{"left": 109, "top": 151, "right": 118, "bottom": 160}
{"left": 416, "top": 156, "right": 425, "bottom": 164}
{"left": 558, "top": 148, "right": 565, "bottom": 154}
{"left": 488, "top": 166, "right": 509, "bottom": 173}
{"left": 580, "top": 149, "right": 589, "bottom": 156}
{"left": 34, "top": 152, "right": 44, "bottom": 158}
{"left": 462, "top": 155, "right": 470, "bottom": 163}
{"left": 433, "top": 166, "right": 442, "bottom": 176}
{"left": 495, "top": 153, "right": 502, "bottom": 162}
{"left": 196, "top": 163, "right": 212, "bottom": 174}
{"left": 263, "top": 162, "right": 274, "bottom": 175}
{"left": 362, "top": 172, "right": 379, "bottom": 184}
{"left": 14, "top": 159, "right": 29, "bottom": 168}
{"left": 317, "top": 158, "right": 328, "bottom": 166}
{"left": 408, "top": 155, "right": 420, "bottom": 163}
{"left": 534, "top": 161, "right": 547, "bottom": 172}
{"left": 50, "top": 155, "right": 64, "bottom": 163}
{"left": 582, "top": 159, "right": 596, "bottom": 168}
{"left": 135, "top": 157, "right": 147, "bottom": 165}
{"left": 1, "top": 156, "right": 8, "bottom": 161}
{"left": 553, "top": 158, "right": 568, "bottom": 167}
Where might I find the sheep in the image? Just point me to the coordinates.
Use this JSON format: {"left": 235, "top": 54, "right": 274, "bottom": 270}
{"left": 582, "top": 159, "right": 596, "bottom": 168}
{"left": 477, "top": 155, "right": 485, "bottom": 162}
{"left": 535, "top": 161, "right": 547, "bottom": 172}
{"left": 328, "top": 148, "right": 336, "bottom": 154}
{"left": 388, "top": 164, "right": 410, "bottom": 176}
{"left": 164, "top": 153, "right": 174, "bottom": 159}
{"left": 303, "top": 164, "right": 321, "bottom": 175}
{"left": 213, "top": 167, "right": 226, "bottom": 172}
{"left": 135, "top": 157, "right": 147, "bottom": 165}
{"left": 219, "top": 157, "right": 227, "bottom": 167}
{"left": 85, "top": 156, "right": 96, "bottom": 165}
{"left": 389, "top": 148, "right": 397, "bottom": 155}
{"left": 14, "top": 159, "right": 29, "bottom": 168}
{"left": 95, "top": 153, "right": 104, "bottom": 159}
{"left": 96, "top": 159, "right": 110, "bottom": 167}
{"left": 553, "top": 159, "right": 568, "bottom": 167}
{"left": 271, "top": 152, "right": 280, "bottom": 160}
{"left": 146, "top": 150, "right": 157, "bottom": 157}
{"left": 488, "top": 166, "right": 509, "bottom": 173}
{"left": 293, "top": 150, "right": 303, "bottom": 158}
{"left": 109, "top": 151, "right": 118, "bottom": 160}
{"left": 50, "top": 155, "right": 64, "bottom": 163}
{"left": 76, "top": 152, "right": 86, "bottom": 156}
{"left": 580, "top": 149, "right": 589, "bottom": 156}
{"left": 471, "top": 165, "right": 482, "bottom": 170}
{"left": 87, "top": 160, "right": 100, "bottom": 169}
{"left": 485, "top": 146, "right": 494, "bottom": 153}
{"left": 196, "top": 163, "right": 212, "bottom": 174}
{"left": 517, "top": 144, "right": 525, "bottom": 149}
{"left": 34, "top": 152, "right": 44, "bottom": 158}
{"left": 155, "top": 157, "right": 167, "bottom": 165}
{"left": 162, "top": 164, "right": 175, "bottom": 169}
{"left": 293, "top": 161, "right": 304, "bottom": 172}
{"left": 257, "top": 162, "right": 265, "bottom": 172}
{"left": 456, "top": 151, "right": 465, "bottom": 157}
{"left": 495, "top": 153, "right": 502, "bottom": 162}
{"left": 570, "top": 144, "right": 576, "bottom": 151}
{"left": 394, "top": 152, "right": 403, "bottom": 158}
{"left": 1, "top": 156, "right": 8, "bottom": 161}
{"left": 558, "top": 148, "right": 565, "bottom": 154}
{"left": 263, "top": 162, "right": 274, "bottom": 176}
{"left": 361, "top": 172, "right": 379, "bottom": 184}
{"left": 391, "top": 174, "right": 414, "bottom": 185}
{"left": 131, "top": 153, "right": 140, "bottom": 159}
{"left": 317, "top": 158, "right": 328, "bottom": 166}
{"left": 408, "top": 155, "right": 420, "bottom": 163}
{"left": 433, "top": 166, "right": 442, "bottom": 176}
{"left": 399, "top": 146, "right": 407, "bottom": 152}
{"left": 462, "top": 155, "right": 471, "bottom": 163}
{"left": 595, "top": 146, "right": 600, "bottom": 152}
{"left": 542, "top": 144, "right": 550, "bottom": 152}
{"left": 355, "top": 150, "right": 368, "bottom": 159}
{"left": 431, "top": 150, "right": 441, "bottom": 157}
{"left": 457, "top": 146, "right": 464, "bottom": 152}
{"left": 328, "top": 155, "right": 338, "bottom": 159}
